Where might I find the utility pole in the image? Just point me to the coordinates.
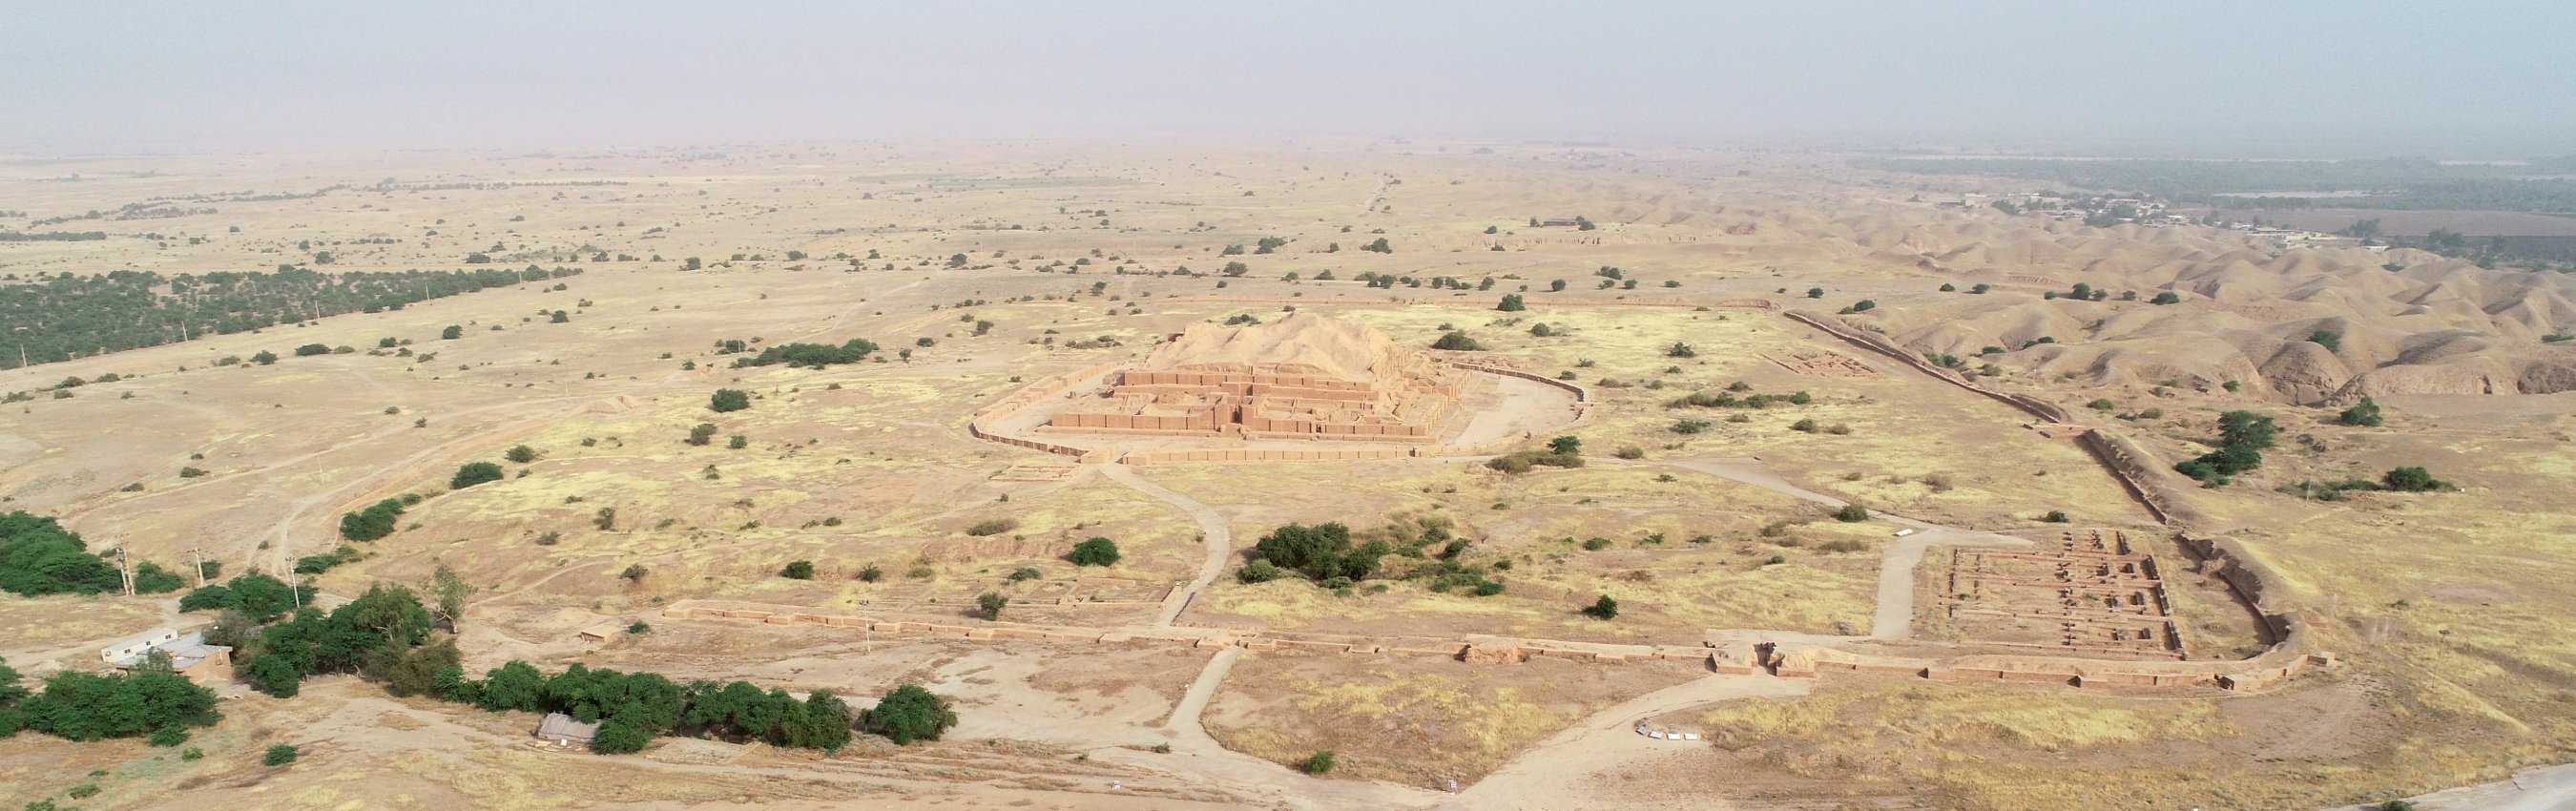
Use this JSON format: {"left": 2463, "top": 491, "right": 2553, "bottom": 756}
{"left": 116, "top": 547, "right": 135, "bottom": 595}
{"left": 190, "top": 547, "right": 208, "bottom": 587}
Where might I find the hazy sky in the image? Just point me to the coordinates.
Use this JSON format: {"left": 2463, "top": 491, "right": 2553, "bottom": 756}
{"left": 10, "top": 0, "right": 2574, "bottom": 156}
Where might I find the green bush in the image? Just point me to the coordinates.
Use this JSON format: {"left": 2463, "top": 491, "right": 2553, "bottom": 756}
{"left": 505, "top": 445, "right": 540, "bottom": 464}
{"left": 2337, "top": 397, "right": 2384, "bottom": 427}
{"left": 779, "top": 560, "right": 816, "bottom": 579}
{"left": 450, "top": 461, "right": 504, "bottom": 489}
{"left": 1067, "top": 537, "right": 1121, "bottom": 567}
{"left": 863, "top": 684, "right": 958, "bottom": 744}
{"left": 1299, "top": 749, "right": 1337, "bottom": 775}
{"left": 1581, "top": 594, "right": 1619, "bottom": 620}
{"left": 338, "top": 498, "right": 405, "bottom": 541}
{"left": 1833, "top": 504, "right": 1870, "bottom": 522}
{"left": 708, "top": 388, "right": 752, "bottom": 413}
{"left": 2381, "top": 467, "right": 2449, "bottom": 492}
{"left": 1430, "top": 332, "right": 1484, "bottom": 351}
{"left": 264, "top": 744, "right": 299, "bottom": 766}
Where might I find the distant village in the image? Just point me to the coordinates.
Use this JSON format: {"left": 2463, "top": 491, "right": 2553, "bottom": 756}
{"left": 1932, "top": 191, "right": 2376, "bottom": 250}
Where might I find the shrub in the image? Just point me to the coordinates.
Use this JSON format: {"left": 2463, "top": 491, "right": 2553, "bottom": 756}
{"left": 858, "top": 565, "right": 883, "bottom": 582}
{"left": 1299, "top": 750, "right": 1338, "bottom": 775}
{"left": 1236, "top": 560, "right": 1285, "bottom": 584}
{"left": 2308, "top": 329, "right": 2341, "bottom": 353}
{"left": 505, "top": 445, "right": 539, "bottom": 464}
{"left": 2041, "top": 509, "right": 2070, "bottom": 523}
{"left": 779, "top": 560, "right": 816, "bottom": 580}
{"left": 1429, "top": 332, "right": 1484, "bottom": 351}
{"left": 1581, "top": 594, "right": 1619, "bottom": 620}
{"left": 1496, "top": 294, "right": 1525, "bottom": 312}
{"left": 2381, "top": 467, "right": 2448, "bottom": 492}
{"left": 686, "top": 423, "right": 717, "bottom": 446}
{"left": 964, "top": 518, "right": 1018, "bottom": 536}
{"left": 1833, "top": 504, "right": 1870, "bottom": 522}
{"left": 1666, "top": 342, "right": 1696, "bottom": 358}
{"left": 708, "top": 388, "right": 752, "bottom": 412}
{"left": 976, "top": 592, "right": 1008, "bottom": 619}
{"left": 264, "top": 744, "right": 299, "bottom": 766}
{"left": 252, "top": 350, "right": 279, "bottom": 364}
{"left": 449, "top": 461, "right": 504, "bottom": 489}
{"left": 294, "top": 343, "right": 330, "bottom": 357}
{"left": 1067, "top": 537, "right": 1121, "bottom": 567}
{"left": 863, "top": 685, "right": 959, "bottom": 744}
{"left": 2337, "top": 397, "right": 2384, "bottom": 427}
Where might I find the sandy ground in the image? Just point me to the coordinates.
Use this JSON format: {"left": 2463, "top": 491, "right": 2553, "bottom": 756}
{"left": 5, "top": 141, "right": 2571, "bottom": 810}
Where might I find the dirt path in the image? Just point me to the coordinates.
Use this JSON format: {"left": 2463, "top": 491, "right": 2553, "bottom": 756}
{"left": 1108, "top": 647, "right": 1445, "bottom": 810}
{"left": 2319, "top": 763, "right": 2576, "bottom": 811}
{"left": 1102, "top": 464, "right": 1232, "bottom": 628}
{"left": 1442, "top": 674, "right": 1811, "bottom": 810}
{"left": 1660, "top": 457, "right": 2029, "bottom": 640}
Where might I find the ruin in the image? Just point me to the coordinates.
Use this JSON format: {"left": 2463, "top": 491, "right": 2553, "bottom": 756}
{"left": 1937, "top": 529, "right": 2188, "bottom": 659}
{"left": 1044, "top": 313, "right": 1470, "bottom": 442}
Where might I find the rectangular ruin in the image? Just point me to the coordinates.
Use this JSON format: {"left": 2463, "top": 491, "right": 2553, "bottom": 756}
{"left": 1043, "top": 313, "right": 1469, "bottom": 442}
{"left": 1937, "top": 529, "right": 2190, "bottom": 660}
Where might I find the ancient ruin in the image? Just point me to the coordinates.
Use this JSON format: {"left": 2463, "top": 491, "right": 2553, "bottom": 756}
{"left": 1938, "top": 529, "right": 2187, "bottom": 659}
{"left": 1045, "top": 313, "right": 1470, "bottom": 442}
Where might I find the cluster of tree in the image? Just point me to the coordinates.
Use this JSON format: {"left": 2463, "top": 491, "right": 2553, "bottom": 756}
{"left": 2279, "top": 467, "right": 2455, "bottom": 501}
{"left": 2174, "top": 410, "right": 2277, "bottom": 486}
{"left": 1237, "top": 515, "right": 1504, "bottom": 594}
{"left": 1669, "top": 386, "right": 1812, "bottom": 409}
{"left": 0, "top": 266, "right": 581, "bottom": 370}
{"left": 709, "top": 388, "right": 752, "bottom": 413}
{"left": 177, "top": 572, "right": 313, "bottom": 620}
{"left": 446, "top": 660, "right": 862, "bottom": 754}
{"left": 0, "top": 231, "right": 109, "bottom": 241}
{"left": 729, "top": 339, "right": 879, "bottom": 369}
{"left": 0, "top": 658, "right": 219, "bottom": 742}
{"left": 1, "top": 511, "right": 168, "bottom": 597}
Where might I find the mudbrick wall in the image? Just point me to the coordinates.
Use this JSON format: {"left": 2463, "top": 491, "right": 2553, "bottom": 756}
{"left": 1786, "top": 310, "right": 2333, "bottom": 692}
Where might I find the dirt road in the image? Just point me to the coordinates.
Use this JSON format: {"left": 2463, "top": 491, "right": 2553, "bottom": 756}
{"left": 1103, "top": 464, "right": 1233, "bottom": 628}
{"left": 1442, "top": 673, "right": 1811, "bottom": 810}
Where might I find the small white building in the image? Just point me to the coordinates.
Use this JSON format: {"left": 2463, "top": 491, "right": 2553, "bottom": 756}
{"left": 99, "top": 627, "right": 234, "bottom": 686}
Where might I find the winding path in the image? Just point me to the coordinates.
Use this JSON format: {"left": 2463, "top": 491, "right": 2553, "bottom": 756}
{"left": 1102, "top": 463, "right": 1233, "bottom": 628}
{"left": 1658, "top": 457, "right": 2030, "bottom": 640}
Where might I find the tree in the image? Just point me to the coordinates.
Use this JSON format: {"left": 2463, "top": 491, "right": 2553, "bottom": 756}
{"left": 591, "top": 715, "right": 652, "bottom": 754}
{"left": 384, "top": 637, "right": 460, "bottom": 697}
{"left": 0, "top": 511, "right": 125, "bottom": 597}
{"left": 1496, "top": 294, "right": 1525, "bottom": 312}
{"left": 1548, "top": 435, "right": 1582, "bottom": 455}
{"left": 427, "top": 563, "right": 474, "bottom": 630}
{"left": 339, "top": 498, "right": 405, "bottom": 541}
{"left": 1067, "top": 537, "right": 1121, "bottom": 567}
{"left": 2337, "top": 397, "right": 2384, "bottom": 427}
{"left": 1582, "top": 594, "right": 1619, "bottom": 619}
{"left": 264, "top": 743, "right": 300, "bottom": 766}
{"left": 251, "top": 350, "right": 279, "bottom": 364}
{"left": 1361, "top": 238, "right": 1392, "bottom": 253}
{"left": 2150, "top": 291, "right": 2182, "bottom": 305}
{"left": 294, "top": 343, "right": 330, "bottom": 357}
{"left": 976, "top": 592, "right": 1008, "bottom": 620}
{"left": 709, "top": 388, "right": 751, "bottom": 413}
{"left": 505, "top": 445, "right": 539, "bottom": 464}
{"left": 477, "top": 661, "right": 547, "bottom": 712}
{"left": 441, "top": 324, "right": 463, "bottom": 340}
{"left": 244, "top": 655, "right": 303, "bottom": 697}
{"left": 779, "top": 560, "right": 816, "bottom": 580}
{"left": 449, "top": 461, "right": 504, "bottom": 489}
{"left": 863, "top": 685, "right": 958, "bottom": 744}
